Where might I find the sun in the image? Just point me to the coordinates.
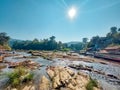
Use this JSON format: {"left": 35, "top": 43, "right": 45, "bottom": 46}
{"left": 68, "top": 7, "right": 77, "bottom": 19}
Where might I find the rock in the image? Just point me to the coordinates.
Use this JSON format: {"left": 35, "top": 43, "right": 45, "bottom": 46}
{"left": 47, "top": 69, "right": 55, "bottom": 79}
{"left": 77, "top": 72, "right": 89, "bottom": 79}
{"left": 46, "top": 66, "right": 94, "bottom": 90}
{"left": 39, "top": 76, "right": 50, "bottom": 90}
{"left": 8, "top": 60, "right": 41, "bottom": 70}
{"left": 6, "top": 86, "right": 11, "bottom": 90}
{"left": 22, "top": 86, "right": 31, "bottom": 90}
{"left": 93, "top": 87, "right": 101, "bottom": 90}
{"left": 60, "top": 87, "right": 71, "bottom": 90}
{"left": 52, "top": 74, "right": 61, "bottom": 88}
{"left": 0, "top": 64, "right": 7, "bottom": 69}
{"left": 30, "top": 86, "right": 36, "bottom": 90}
{"left": 59, "top": 69, "right": 71, "bottom": 84}
{"left": 107, "top": 74, "right": 118, "bottom": 79}
{"left": 65, "top": 68, "right": 75, "bottom": 76}
{"left": 11, "top": 88, "right": 17, "bottom": 90}
{"left": 0, "top": 56, "right": 4, "bottom": 62}
{"left": 67, "top": 83, "right": 75, "bottom": 90}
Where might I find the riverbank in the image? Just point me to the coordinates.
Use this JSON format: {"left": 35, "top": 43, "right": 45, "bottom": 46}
{"left": 0, "top": 51, "right": 120, "bottom": 90}
{"left": 30, "top": 50, "right": 120, "bottom": 66}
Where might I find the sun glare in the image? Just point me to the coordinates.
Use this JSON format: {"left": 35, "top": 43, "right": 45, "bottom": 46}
{"left": 68, "top": 7, "right": 77, "bottom": 19}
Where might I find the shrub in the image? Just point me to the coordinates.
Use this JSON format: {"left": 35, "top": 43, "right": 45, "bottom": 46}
{"left": 23, "top": 73, "right": 34, "bottom": 82}
{"left": 7, "top": 67, "right": 34, "bottom": 87}
{"left": 86, "top": 78, "right": 98, "bottom": 90}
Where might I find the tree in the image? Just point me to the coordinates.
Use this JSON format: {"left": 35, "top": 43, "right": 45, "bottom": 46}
{"left": 50, "top": 36, "right": 55, "bottom": 41}
{"left": 0, "top": 32, "right": 10, "bottom": 45}
{"left": 82, "top": 38, "right": 88, "bottom": 44}
{"left": 57, "top": 41, "right": 63, "bottom": 50}
{"left": 88, "top": 26, "right": 120, "bottom": 50}
{"left": 118, "top": 28, "right": 120, "bottom": 32}
{"left": 33, "top": 38, "right": 39, "bottom": 43}
{"left": 110, "top": 27, "right": 117, "bottom": 34}
{"left": 89, "top": 36, "right": 99, "bottom": 49}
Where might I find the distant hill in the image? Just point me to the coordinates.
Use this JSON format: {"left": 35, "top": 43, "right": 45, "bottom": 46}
{"left": 9, "top": 39, "right": 24, "bottom": 47}
{"left": 66, "top": 41, "right": 81, "bottom": 46}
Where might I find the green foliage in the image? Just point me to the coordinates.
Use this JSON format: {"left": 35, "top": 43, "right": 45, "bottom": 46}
{"left": 0, "top": 32, "right": 11, "bottom": 50}
{"left": 3, "top": 44, "right": 11, "bottom": 50}
{"left": 61, "top": 48, "right": 70, "bottom": 52}
{"left": 12, "top": 36, "right": 65, "bottom": 51}
{"left": 86, "top": 78, "right": 98, "bottom": 90}
{"left": 88, "top": 26, "right": 120, "bottom": 50}
{"left": 82, "top": 38, "right": 88, "bottom": 44}
{"left": 69, "top": 42, "right": 85, "bottom": 51}
{"left": 11, "top": 26, "right": 120, "bottom": 51}
{"left": 23, "top": 73, "right": 34, "bottom": 82}
{"left": 7, "top": 67, "right": 34, "bottom": 87}
{"left": 0, "top": 32, "right": 10, "bottom": 45}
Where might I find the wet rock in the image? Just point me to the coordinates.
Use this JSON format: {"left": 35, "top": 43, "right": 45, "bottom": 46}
{"left": 30, "top": 51, "right": 43, "bottom": 56}
{"left": 13, "top": 56, "right": 38, "bottom": 59}
{"left": 107, "top": 74, "right": 118, "bottom": 79}
{"left": 99, "top": 62, "right": 107, "bottom": 65}
{"left": 0, "top": 64, "right": 7, "bottom": 69}
{"left": 69, "top": 64, "right": 107, "bottom": 76}
{"left": 94, "top": 70, "right": 105, "bottom": 75}
{"left": 39, "top": 76, "right": 50, "bottom": 90}
{"left": 69, "top": 64, "right": 93, "bottom": 71}
{"left": 8, "top": 60, "right": 41, "bottom": 70}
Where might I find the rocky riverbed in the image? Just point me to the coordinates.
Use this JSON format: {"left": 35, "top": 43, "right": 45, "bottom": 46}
{"left": 0, "top": 51, "right": 120, "bottom": 90}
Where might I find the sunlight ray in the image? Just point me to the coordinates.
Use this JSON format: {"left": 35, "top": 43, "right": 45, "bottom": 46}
{"left": 82, "top": 1, "right": 120, "bottom": 14}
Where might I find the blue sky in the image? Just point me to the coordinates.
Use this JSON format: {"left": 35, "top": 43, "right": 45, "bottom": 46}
{"left": 0, "top": 0, "right": 120, "bottom": 42}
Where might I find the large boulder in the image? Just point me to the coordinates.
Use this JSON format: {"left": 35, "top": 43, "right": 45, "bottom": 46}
{"left": 39, "top": 76, "right": 50, "bottom": 90}
{"left": 46, "top": 66, "right": 91, "bottom": 90}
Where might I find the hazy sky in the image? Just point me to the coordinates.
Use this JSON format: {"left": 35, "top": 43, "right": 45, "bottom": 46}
{"left": 0, "top": 0, "right": 120, "bottom": 42}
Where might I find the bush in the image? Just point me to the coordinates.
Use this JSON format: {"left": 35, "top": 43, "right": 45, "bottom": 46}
{"left": 7, "top": 67, "right": 34, "bottom": 87}
{"left": 86, "top": 78, "right": 98, "bottom": 90}
{"left": 23, "top": 73, "right": 34, "bottom": 82}
{"left": 61, "top": 48, "right": 70, "bottom": 52}
{"left": 3, "top": 45, "right": 11, "bottom": 50}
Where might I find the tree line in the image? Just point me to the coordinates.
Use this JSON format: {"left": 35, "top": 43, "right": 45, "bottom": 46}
{"left": 12, "top": 36, "right": 67, "bottom": 50}
{"left": 11, "top": 36, "right": 86, "bottom": 51}
{"left": 0, "top": 26, "right": 120, "bottom": 51}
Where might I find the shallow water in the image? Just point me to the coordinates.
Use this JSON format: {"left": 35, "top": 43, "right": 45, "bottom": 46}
{"left": 0, "top": 52, "right": 120, "bottom": 90}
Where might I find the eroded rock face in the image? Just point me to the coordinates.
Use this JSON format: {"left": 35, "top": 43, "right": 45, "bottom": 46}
{"left": 6, "top": 85, "right": 35, "bottom": 90}
{"left": 22, "top": 86, "right": 35, "bottom": 90}
{"left": 0, "top": 56, "right": 4, "bottom": 62}
{"left": 8, "top": 60, "right": 41, "bottom": 69}
{"left": 39, "top": 76, "right": 50, "bottom": 90}
{"left": 46, "top": 66, "right": 91, "bottom": 90}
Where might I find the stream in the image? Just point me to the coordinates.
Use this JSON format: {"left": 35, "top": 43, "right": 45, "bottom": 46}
{"left": 0, "top": 52, "right": 120, "bottom": 90}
